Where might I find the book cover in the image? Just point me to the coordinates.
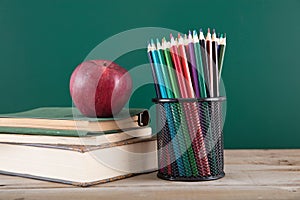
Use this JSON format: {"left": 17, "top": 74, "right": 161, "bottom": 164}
{"left": 0, "top": 107, "right": 150, "bottom": 136}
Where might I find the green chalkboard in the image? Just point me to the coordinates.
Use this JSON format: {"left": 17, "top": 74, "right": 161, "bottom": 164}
{"left": 0, "top": 0, "right": 299, "bottom": 148}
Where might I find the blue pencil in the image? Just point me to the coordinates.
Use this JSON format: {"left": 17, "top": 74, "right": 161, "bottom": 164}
{"left": 150, "top": 40, "right": 185, "bottom": 176}
{"left": 147, "top": 43, "right": 161, "bottom": 99}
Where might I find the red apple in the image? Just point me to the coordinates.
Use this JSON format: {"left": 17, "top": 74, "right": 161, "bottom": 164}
{"left": 70, "top": 60, "right": 132, "bottom": 117}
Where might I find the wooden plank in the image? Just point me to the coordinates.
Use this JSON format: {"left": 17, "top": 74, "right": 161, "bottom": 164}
{"left": 224, "top": 149, "right": 300, "bottom": 165}
{"left": 0, "top": 186, "right": 299, "bottom": 200}
{"left": 0, "top": 150, "right": 299, "bottom": 200}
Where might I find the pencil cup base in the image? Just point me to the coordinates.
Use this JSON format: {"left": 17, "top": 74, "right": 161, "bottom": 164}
{"left": 157, "top": 171, "right": 225, "bottom": 181}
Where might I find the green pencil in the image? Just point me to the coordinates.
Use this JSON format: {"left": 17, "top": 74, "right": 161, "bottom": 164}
{"left": 161, "top": 38, "right": 180, "bottom": 98}
{"left": 192, "top": 30, "right": 207, "bottom": 98}
{"left": 157, "top": 39, "right": 193, "bottom": 177}
{"left": 162, "top": 39, "right": 199, "bottom": 176}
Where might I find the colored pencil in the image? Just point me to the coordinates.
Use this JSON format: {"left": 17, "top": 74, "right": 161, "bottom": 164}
{"left": 178, "top": 33, "right": 195, "bottom": 98}
{"left": 169, "top": 34, "right": 189, "bottom": 98}
{"left": 169, "top": 36, "right": 202, "bottom": 175}
{"left": 212, "top": 29, "right": 219, "bottom": 97}
{"left": 157, "top": 39, "right": 193, "bottom": 176}
{"left": 183, "top": 34, "right": 190, "bottom": 65}
{"left": 156, "top": 39, "right": 174, "bottom": 99}
{"left": 192, "top": 30, "right": 218, "bottom": 172}
{"left": 186, "top": 31, "right": 201, "bottom": 98}
{"left": 147, "top": 43, "right": 161, "bottom": 99}
{"left": 147, "top": 43, "right": 166, "bottom": 174}
{"left": 194, "top": 30, "right": 219, "bottom": 173}
{"left": 147, "top": 43, "right": 171, "bottom": 174}
{"left": 162, "top": 39, "right": 180, "bottom": 98}
{"left": 150, "top": 41, "right": 185, "bottom": 176}
{"left": 162, "top": 38, "right": 199, "bottom": 176}
{"left": 149, "top": 42, "right": 167, "bottom": 98}
{"left": 169, "top": 35, "right": 206, "bottom": 174}
{"left": 218, "top": 33, "right": 226, "bottom": 80}
{"left": 192, "top": 30, "right": 207, "bottom": 98}
{"left": 163, "top": 39, "right": 199, "bottom": 176}
{"left": 212, "top": 30, "right": 222, "bottom": 175}
{"left": 198, "top": 29, "right": 209, "bottom": 96}
{"left": 176, "top": 34, "right": 211, "bottom": 176}
{"left": 206, "top": 28, "right": 213, "bottom": 97}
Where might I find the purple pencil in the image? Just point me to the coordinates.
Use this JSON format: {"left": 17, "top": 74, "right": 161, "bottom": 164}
{"left": 186, "top": 31, "right": 201, "bottom": 98}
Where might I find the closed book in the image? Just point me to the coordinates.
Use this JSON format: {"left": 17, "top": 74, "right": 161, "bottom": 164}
{"left": 0, "top": 107, "right": 150, "bottom": 136}
{"left": 0, "top": 127, "right": 152, "bottom": 146}
{"left": 0, "top": 137, "right": 157, "bottom": 187}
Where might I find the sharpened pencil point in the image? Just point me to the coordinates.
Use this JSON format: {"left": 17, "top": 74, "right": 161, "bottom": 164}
{"left": 156, "top": 38, "right": 163, "bottom": 50}
{"left": 147, "top": 42, "right": 151, "bottom": 51}
{"left": 200, "top": 28, "right": 203, "bottom": 33}
{"left": 150, "top": 39, "right": 154, "bottom": 45}
{"left": 213, "top": 29, "right": 216, "bottom": 34}
{"left": 184, "top": 34, "right": 188, "bottom": 44}
{"left": 188, "top": 31, "right": 193, "bottom": 40}
{"left": 178, "top": 33, "right": 181, "bottom": 38}
{"left": 208, "top": 28, "right": 211, "bottom": 33}
{"left": 193, "top": 30, "right": 197, "bottom": 36}
{"left": 189, "top": 30, "right": 191, "bottom": 35}
{"left": 170, "top": 33, "right": 173, "bottom": 39}
{"left": 150, "top": 39, "right": 157, "bottom": 50}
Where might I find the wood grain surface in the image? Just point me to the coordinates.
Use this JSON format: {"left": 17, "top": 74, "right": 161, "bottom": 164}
{"left": 0, "top": 149, "right": 299, "bottom": 200}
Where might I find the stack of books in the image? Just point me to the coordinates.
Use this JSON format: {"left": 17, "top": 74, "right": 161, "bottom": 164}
{"left": 0, "top": 107, "right": 157, "bottom": 186}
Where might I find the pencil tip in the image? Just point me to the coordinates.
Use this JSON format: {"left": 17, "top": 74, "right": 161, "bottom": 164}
{"left": 213, "top": 29, "right": 216, "bottom": 34}
{"left": 178, "top": 33, "right": 181, "bottom": 38}
{"left": 208, "top": 28, "right": 210, "bottom": 33}
{"left": 150, "top": 39, "right": 154, "bottom": 44}
{"left": 188, "top": 30, "right": 191, "bottom": 35}
{"left": 200, "top": 28, "right": 203, "bottom": 32}
{"left": 170, "top": 33, "right": 173, "bottom": 39}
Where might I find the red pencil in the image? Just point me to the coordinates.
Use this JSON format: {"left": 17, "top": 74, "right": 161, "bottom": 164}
{"left": 177, "top": 33, "right": 195, "bottom": 98}
{"left": 170, "top": 33, "right": 211, "bottom": 176}
{"left": 169, "top": 34, "right": 188, "bottom": 98}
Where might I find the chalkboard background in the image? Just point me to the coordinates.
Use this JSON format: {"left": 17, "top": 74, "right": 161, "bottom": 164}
{"left": 1, "top": 0, "right": 299, "bottom": 148}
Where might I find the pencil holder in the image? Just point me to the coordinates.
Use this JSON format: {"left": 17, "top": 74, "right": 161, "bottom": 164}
{"left": 153, "top": 97, "right": 226, "bottom": 181}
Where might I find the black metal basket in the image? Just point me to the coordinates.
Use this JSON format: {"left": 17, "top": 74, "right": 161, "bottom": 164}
{"left": 153, "top": 97, "right": 226, "bottom": 181}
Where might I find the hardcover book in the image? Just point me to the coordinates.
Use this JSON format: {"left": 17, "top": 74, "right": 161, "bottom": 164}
{"left": 0, "top": 137, "right": 157, "bottom": 187}
{"left": 0, "top": 107, "right": 150, "bottom": 136}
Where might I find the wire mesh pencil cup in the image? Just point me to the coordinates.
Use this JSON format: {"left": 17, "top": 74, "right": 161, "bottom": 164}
{"left": 153, "top": 97, "right": 226, "bottom": 181}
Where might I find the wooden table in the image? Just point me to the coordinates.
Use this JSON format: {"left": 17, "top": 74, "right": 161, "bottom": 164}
{"left": 0, "top": 150, "right": 299, "bottom": 200}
